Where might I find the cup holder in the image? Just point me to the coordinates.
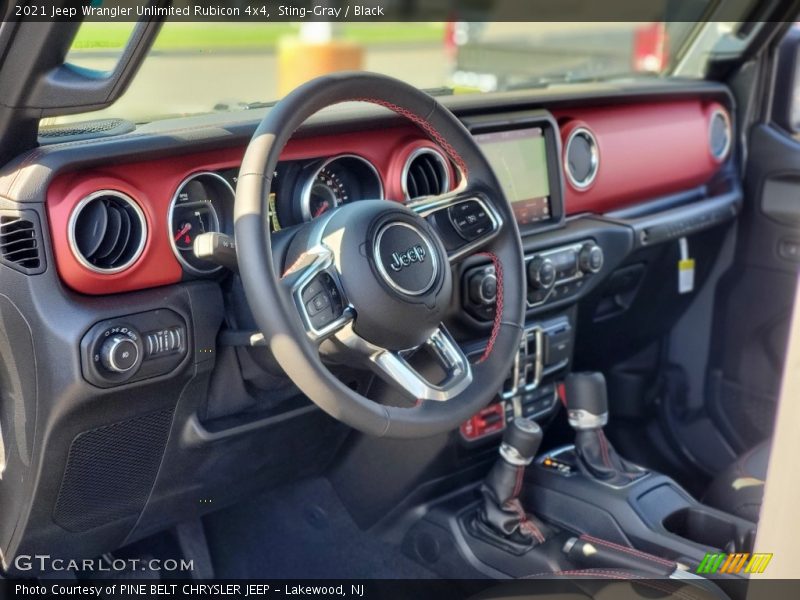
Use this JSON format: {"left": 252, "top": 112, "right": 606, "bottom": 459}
{"left": 663, "top": 507, "right": 754, "bottom": 553}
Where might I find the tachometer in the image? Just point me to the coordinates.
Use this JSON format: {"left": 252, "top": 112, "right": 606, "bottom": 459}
{"left": 299, "top": 155, "right": 383, "bottom": 222}
{"left": 168, "top": 172, "right": 233, "bottom": 274}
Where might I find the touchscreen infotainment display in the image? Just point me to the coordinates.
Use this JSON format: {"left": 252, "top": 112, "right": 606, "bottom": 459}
{"left": 474, "top": 128, "right": 551, "bottom": 225}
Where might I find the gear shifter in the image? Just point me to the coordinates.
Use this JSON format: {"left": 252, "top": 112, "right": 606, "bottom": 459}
{"left": 565, "top": 372, "right": 646, "bottom": 486}
{"left": 476, "top": 418, "right": 552, "bottom": 548}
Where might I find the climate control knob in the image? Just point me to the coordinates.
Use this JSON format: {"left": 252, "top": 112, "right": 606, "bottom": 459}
{"left": 528, "top": 256, "right": 556, "bottom": 290}
{"left": 469, "top": 270, "right": 498, "bottom": 306}
{"left": 578, "top": 243, "right": 604, "bottom": 274}
{"left": 100, "top": 334, "right": 140, "bottom": 374}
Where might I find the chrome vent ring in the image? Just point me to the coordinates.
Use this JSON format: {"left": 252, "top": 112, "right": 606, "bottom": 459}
{"left": 565, "top": 127, "right": 599, "bottom": 190}
{"left": 402, "top": 147, "right": 450, "bottom": 200}
{"left": 68, "top": 190, "right": 147, "bottom": 274}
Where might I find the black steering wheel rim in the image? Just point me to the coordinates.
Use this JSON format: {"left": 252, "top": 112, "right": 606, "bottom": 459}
{"left": 234, "top": 72, "right": 526, "bottom": 438}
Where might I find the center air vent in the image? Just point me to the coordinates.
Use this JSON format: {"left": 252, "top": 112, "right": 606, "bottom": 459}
{"left": 402, "top": 148, "right": 451, "bottom": 200}
{"left": 69, "top": 191, "right": 147, "bottom": 274}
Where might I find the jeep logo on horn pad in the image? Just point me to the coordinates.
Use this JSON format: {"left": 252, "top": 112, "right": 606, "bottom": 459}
{"left": 389, "top": 244, "right": 427, "bottom": 272}
{"left": 375, "top": 222, "right": 438, "bottom": 296}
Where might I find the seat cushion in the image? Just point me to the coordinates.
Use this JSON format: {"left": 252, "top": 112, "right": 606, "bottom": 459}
{"left": 704, "top": 440, "right": 770, "bottom": 522}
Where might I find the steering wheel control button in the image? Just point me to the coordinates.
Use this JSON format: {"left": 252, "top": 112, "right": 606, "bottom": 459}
{"left": 449, "top": 200, "right": 493, "bottom": 241}
{"left": 463, "top": 264, "right": 498, "bottom": 321}
{"left": 301, "top": 272, "right": 344, "bottom": 331}
{"left": 374, "top": 221, "right": 438, "bottom": 296}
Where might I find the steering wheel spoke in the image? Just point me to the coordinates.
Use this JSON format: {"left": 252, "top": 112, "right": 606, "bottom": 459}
{"left": 336, "top": 323, "right": 472, "bottom": 402}
{"left": 281, "top": 244, "right": 354, "bottom": 343}
{"left": 408, "top": 190, "right": 503, "bottom": 263}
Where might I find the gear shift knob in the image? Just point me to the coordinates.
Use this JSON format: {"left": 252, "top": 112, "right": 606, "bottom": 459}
{"left": 500, "top": 418, "right": 543, "bottom": 466}
{"left": 565, "top": 372, "right": 609, "bottom": 430}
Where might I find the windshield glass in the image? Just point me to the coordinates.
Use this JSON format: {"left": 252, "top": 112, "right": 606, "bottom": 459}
{"left": 54, "top": 19, "right": 730, "bottom": 125}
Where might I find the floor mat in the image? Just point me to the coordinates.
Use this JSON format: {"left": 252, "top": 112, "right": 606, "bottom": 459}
{"left": 204, "top": 477, "right": 436, "bottom": 579}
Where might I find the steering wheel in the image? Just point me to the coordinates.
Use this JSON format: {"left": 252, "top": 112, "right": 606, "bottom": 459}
{"left": 234, "top": 72, "right": 525, "bottom": 438}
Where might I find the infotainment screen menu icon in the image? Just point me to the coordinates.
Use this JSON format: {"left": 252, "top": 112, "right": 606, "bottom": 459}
{"left": 475, "top": 127, "right": 551, "bottom": 226}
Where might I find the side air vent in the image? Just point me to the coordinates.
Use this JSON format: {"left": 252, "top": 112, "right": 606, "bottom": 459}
{"left": 565, "top": 127, "right": 599, "bottom": 190}
{"left": 69, "top": 191, "right": 147, "bottom": 274}
{"left": 709, "top": 109, "right": 732, "bottom": 162}
{"left": 0, "top": 210, "right": 45, "bottom": 274}
{"left": 402, "top": 148, "right": 451, "bottom": 200}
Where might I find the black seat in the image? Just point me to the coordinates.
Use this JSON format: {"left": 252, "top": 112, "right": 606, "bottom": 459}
{"left": 704, "top": 439, "right": 770, "bottom": 522}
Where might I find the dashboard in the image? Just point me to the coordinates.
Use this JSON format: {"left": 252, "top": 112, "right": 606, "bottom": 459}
{"left": 45, "top": 97, "right": 730, "bottom": 297}
{"left": 0, "top": 80, "right": 745, "bottom": 567}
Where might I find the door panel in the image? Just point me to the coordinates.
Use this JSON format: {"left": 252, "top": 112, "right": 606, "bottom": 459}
{"left": 707, "top": 123, "right": 800, "bottom": 450}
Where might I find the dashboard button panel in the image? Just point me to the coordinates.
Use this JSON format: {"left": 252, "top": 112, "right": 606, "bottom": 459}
{"left": 81, "top": 309, "right": 188, "bottom": 388}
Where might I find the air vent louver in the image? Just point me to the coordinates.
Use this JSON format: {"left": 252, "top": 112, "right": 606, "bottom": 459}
{"left": 69, "top": 191, "right": 146, "bottom": 273}
{"left": 0, "top": 211, "right": 44, "bottom": 274}
{"left": 403, "top": 148, "right": 450, "bottom": 200}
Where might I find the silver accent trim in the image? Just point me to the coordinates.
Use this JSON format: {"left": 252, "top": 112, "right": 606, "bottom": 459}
{"left": 564, "top": 127, "right": 599, "bottom": 190}
{"left": 167, "top": 171, "right": 230, "bottom": 275}
{"left": 286, "top": 244, "right": 355, "bottom": 343}
{"left": 500, "top": 442, "right": 534, "bottom": 466}
{"left": 68, "top": 190, "right": 148, "bottom": 274}
{"left": 299, "top": 154, "right": 384, "bottom": 222}
{"left": 101, "top": 336, "right": 139, "bottom": 373}
{"left": 708, "top": 108, "right": 732, "bottom": 162}
{"left": 562, "top": 537, "right": 579, "bottom": 555}
{"left": 567, "top": 409, "right": 608, "bottom": 430}
{"left": 409, "top": 195, "right": 502, "bottom": 263}
{"left": 401, "top": 146, "right": 451, "bottom": 200}
{"left": 373, "top": 222, "right": 439, "bottom": 296}
{"left": 335, "top": 322, "right": 472, "bottom": 402}
{"left": 502, "top": 324, "right": 544, "bottom": 399}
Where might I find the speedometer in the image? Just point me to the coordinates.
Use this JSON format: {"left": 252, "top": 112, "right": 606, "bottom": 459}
{"left": 168, "top": 172, "right": 233, "bottom": 274}
{"left": 299, "top": 154, "right": 383, "bottom": 222}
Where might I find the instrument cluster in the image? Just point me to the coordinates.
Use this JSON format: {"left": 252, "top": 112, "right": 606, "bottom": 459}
{"left": 167, "top": 154, "right": 386, "bottom": 274}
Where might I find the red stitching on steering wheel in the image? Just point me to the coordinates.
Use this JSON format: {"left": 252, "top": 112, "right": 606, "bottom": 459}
{"left": 476, "top": 252, "right": 503, "bottom": 363}
{"left": 352, "top": 97, "right": 470, "bottom": 179}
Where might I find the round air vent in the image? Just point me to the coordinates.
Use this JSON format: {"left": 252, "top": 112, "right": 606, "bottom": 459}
{"left": 709, "top": 109, "right": 732, "bottom": 161}
{"left": 69, "top": 191, "right": 147, "bottom": 274}
{"left": 402, "top": 148, "right": 451, "bottom": 200}
{"left": 565, "top": 127, "right": 599, "bottom": 190}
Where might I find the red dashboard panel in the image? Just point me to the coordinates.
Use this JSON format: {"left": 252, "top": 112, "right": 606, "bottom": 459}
{"left": 46, "top": 126, "right": 453, "bottom": 295}
{"left": 554, "top": 100, "right": 728, "bottom": 215}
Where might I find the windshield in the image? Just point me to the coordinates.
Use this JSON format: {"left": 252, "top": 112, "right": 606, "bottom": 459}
{"left": 54, "top": 19, "right": 730, "bottom": 125}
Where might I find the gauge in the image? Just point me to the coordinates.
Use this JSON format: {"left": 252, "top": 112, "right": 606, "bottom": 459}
{"left": 299, "top": 155, "right": 383, "bottom": 222}
{"left": 307, "top": 167, "right": 348, "bottom": 219}
{"left": 168, "top": 172, "right": 233, "bottom": 274}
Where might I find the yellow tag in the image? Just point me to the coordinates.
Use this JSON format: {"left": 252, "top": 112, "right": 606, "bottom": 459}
{"left": 678, "top": 258, "right": 695, "bottom": 294}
